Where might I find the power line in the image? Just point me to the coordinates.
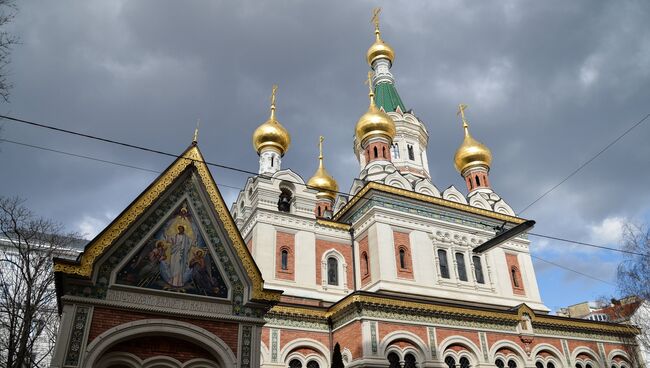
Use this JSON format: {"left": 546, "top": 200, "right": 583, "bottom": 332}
{"left": 529, "top": 232, "right": 645, "bottom": 257}
{"left": 0, "top": 138, "right": 244, "bottom": 192}
{"left": 530, "top": 254, "right": 616, "bottom": 286}
{"left": 517, "top": 112, "right": 650, "bottom": 215}
{"left": 2, "top": 115, "right": 647, "bottom": 262}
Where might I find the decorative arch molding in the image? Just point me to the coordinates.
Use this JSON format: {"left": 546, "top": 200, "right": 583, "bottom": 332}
{"left": 279, "top": 338, "right": 330, "bottom": 367}
{"left": 570, "top": 346, "right": 603, "bottom": 366}
{"left": 384, "top": 171, "right": 412, "bottom": 190}
{"left": 494, "top": 199, "right": 515, "bottom": 216}
{"left": 320, "top": 248, "right": 348, "bottom": 290}
{"left": 271, "top": 169, "right": 306, "bottom": 186}
{"left": 529, "top": 343, "right": 567, "bottom": 366}
{"left": 379, "top": 330, "right": 430, "bottom": 361}
{"left": 469, "top": 193, "right": 491, "bottom": 210}
{"left": 83, "top": 319, "right": 237, "bottom": 368}
{"left": 442, "top": 186, "right": 468, "bottom": 204}
{"left": 437, "top": 335, "right": 481, "bottom": 363}
{"left": 96, "top": 351, "right": 222, "bottom": 368}
{"left": 489, "top": 339, "right": 530, "bottom": 363}
{"left": 606, "top": 349, "right": 632, "bottom": 365}
{"left": 414, "top": 180, "right": 441, "bottom": 198}
{"left": 260, "top": 342, "right": 270, "bottom": 366}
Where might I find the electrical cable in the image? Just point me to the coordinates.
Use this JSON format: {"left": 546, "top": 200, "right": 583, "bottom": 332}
{"left": 528, "top": 232, "right": 645, "bottom": 257}
{"left": 517, "top": 113, "right": 650, "bottom": 215}
{"left": 530, "top": 254, "right": 616, "bottom": 286}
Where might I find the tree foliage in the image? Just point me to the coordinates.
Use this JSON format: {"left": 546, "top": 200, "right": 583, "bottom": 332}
{"left": 0, "top": 196, "right": 79, "bottom": 368}
{"left": 0, "top": 0, "right": 16, "bottom": 101}
{"left": 331, "top": 342, "right": 344, "bottom": 368}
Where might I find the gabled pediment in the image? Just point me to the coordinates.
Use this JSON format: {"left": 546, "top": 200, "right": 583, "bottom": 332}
{"left": 54, "top": 145, "right": 280, "bottom": 314}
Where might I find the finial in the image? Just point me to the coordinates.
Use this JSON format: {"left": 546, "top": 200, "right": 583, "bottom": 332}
{"left": 192, "top": 119, "right": 200, "bottom": 144}
{"left": 319, "top": 135, "right": 324, "bottom": 167}
{"left": 270, "top": 84, "right": 278, "bottom": 120}
{"left": 365, "top": 71, "right": 375, "bottom": 105}
{"left": 371, "top": 7, "right": 381, "bottom": 39}
{"left": 457, "top": 103, "right": 469, "bottom": 136}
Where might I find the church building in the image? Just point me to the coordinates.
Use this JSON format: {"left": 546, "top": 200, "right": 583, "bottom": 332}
{"left": 50, "top": 10, "right": 639, "bottom": 368}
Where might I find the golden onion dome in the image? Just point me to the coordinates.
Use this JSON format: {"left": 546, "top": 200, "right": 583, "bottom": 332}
{"left": 453, "top": 120, "right": 493, "bottom": 174}
{"left": 367, "top": 30, "right": 395, "bottom": 67}
{"left": 252, "top": 85, "right": 291, "bottom": 155}
{"left": 355, "top": 73, "right": 396, "bottom": 145}
{"left": 307, "top": 137, "right": 338, "bottom": 199}
{"left": 367, "top": 9, "right": 395, "bottom": 67}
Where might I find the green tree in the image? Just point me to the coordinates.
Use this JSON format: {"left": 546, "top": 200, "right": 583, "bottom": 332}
{"left": 331, "top": 342, "right": 344, "bottom": 368}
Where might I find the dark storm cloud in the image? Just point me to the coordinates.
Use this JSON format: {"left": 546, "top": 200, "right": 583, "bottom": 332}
{"left": 1, "top": 0, "right": 649, "bottom": 308}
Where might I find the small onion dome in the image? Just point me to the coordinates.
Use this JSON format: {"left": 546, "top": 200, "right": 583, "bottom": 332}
{"left": 252, "top": 87, "right": 291, "bottom": 155}
{"left": 307, "top": 137, "right": 339, "bottom": 200}
{"left": 454, "top": 121, "right": 493, "bottom": 173}
{"left": 355, "top": 86, "right": 396, "bottom": 146}
{"left": 367, "top": 27, "right": 394, "bottom": 67}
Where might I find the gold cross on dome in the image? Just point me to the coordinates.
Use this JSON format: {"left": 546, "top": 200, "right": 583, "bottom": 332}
{"left": 371, "top": 7, "right": 381, "bottom": 30}
{"left": 457, "top": 103, "right": 469, "bottom": 123}
{"left": 270, "top": 84, "right": 278, "bottom": 106}
{"left": 192, "top": 119, "right": 200, "bottom": 143}
{"left": 319, "top": 136, "right": 324, "bottom": 158}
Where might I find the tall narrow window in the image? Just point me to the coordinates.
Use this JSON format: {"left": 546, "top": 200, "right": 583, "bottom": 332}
{"left": 456, "top": 252, "right": 468, "bottom": 281}
{"left": 404, "top": 353, "right": 417, "bottom": 368}
{"left": 281, "top": 249, "right": 288, "bottom": 270}
{"left": 382, "top": 146, "right": 386, "bottom": 158}
{"left": 496, "top": 359, "right": 505, "bottom": 368}
{"left": 407, "top": 144, "right": 415, "bottom": 160}
{"left": 473, "top": 255, "right": 485, "bottom": 284}
{"left": 438, "top": 249, "right": 450, "bottom": 279}
{"left": 327, "top": 257, "right": 338, "bottom": 285}
{"left": 444, "top": 356, "right": 456, "bottom": 368}
{"left": 511, "top": 267, "right": 520, "bottom": 288}
{"left": 508, "top": 359, "right": 518, "bottom": 368}
{"left": 388, "top": 353, "right": 400, "bottom": 368}
{"left": 317, "top": 206, "right": 322, "bottom": 217}
{"left": 391, "top": 143, "right": 400, "bottom": 159}
{"left": 362, "top": 252, "right": 369, "bottom": 276}
{"left": 399, "top": 248, "right": 406, "bottom": 269}
{"left": 459, "top": 357, "right": 470, "bottom": 368}
{"left": 271, "top": 156, "right": 274, "bottom": 167}
{"left": 476, "top": 175, "right": 480, "bottom": 187}
{"left": 373, "top": 146, "right": 378, "bottom": 158}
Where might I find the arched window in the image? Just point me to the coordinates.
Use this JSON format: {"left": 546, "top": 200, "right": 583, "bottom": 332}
{"left": 391, "top": 143, "right": 400, "bottom": 159}
{"left": 306, "top": 361, "right": 319, "bottom": 368}
{"left": 278, "top": 188, "right": 292, "bottom": 213}
{"left": 289, "top": 359, "right": 302, "bottom": 368}
{"left": 460, "top": 356, "right": 471, "bottom": 368}
{"left": 456, "top": 252, "right": 468, "bottom": 281}
{"left": 445, "top": 356, "right": 456, "bottom": 368}
{"left": 495, "top": 358, "right": 505, "bottom": 368}
{"left": 404, "top": 353, "right": 417, "bottom": 368}
{"left": 281, "top": 249, "right": 289, "bottom": 270}
{"left": 508, "top": 359, "right": 518, "bottom": 368}
{"left": 382, "top": 146, "right": 386, "bottom": 158}
{"left": 575, "top": 364, "right": 583, "bottom": 368}
{"left": 585, "top": 364, "right": 593, "bottom": 368}
{"left": 473, "top": 255, "right": 485, "bottom": 284}
{"left": 438, "top": 249, "right": 450, "bottom": 279}
{"left": 271, "top": 156, "right": 274, "bottom": 167}
{"left": 511, "top": 267, "right": 520, "bottom": 288}
{"left": 536, "top": 363, "right": 544, "bottom": 368}
{"left": 476, "top": 175, "right": 481, "bottom": 187}
{"left": 407, "top": 144, "right": 415, "bottom": 160}
{"left": 399, "top": 248, "right": 406, "bottom": 269}
{"left": 361, "top": 252, "right": 369, "bottom": 276}
{"left": 388, "top": 352, "right": 400, "bottom": 368}
{"left": 373, "top": 146, "right": 378, "bottom": 158}
{"left": 327, "top": 257, "right": 338, "bottom": 285}
{"left": 547, "top": 363, "right": 555, "bottom": 368}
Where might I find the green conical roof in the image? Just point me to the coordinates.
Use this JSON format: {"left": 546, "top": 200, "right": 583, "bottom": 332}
{"left": 374, "top": 81, "right": 406, "bottom": 112}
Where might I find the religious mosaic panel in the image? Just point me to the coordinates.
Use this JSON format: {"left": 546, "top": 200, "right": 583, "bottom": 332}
{"left": 116, "top": 200, "right": 228, "bottom": 298}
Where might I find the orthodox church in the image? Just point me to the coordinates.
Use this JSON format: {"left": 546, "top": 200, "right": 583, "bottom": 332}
{"left": 50, "top": 10, "right": 639, "bottom": 368}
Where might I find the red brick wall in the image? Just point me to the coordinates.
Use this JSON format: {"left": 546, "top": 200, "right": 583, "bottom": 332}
{"left": 315, "top": 199, "right": 332, "bottom": 218}
{"left": 105, "top": 336, "right": 215, "bottom": 363}
{"left": 315, "top": 239, "right": 353, "bottom": 288}
{"left": 89, "top": 307, "right": 239, "bottom": 355}
{"left": 276, "top": 231, "right": 295, "bottom": 280}
{"left": 359, "top": 236, "right": 371, "bottom": 287}
{"left": 333, "top": 321, "right": 362, "bottom": 359}
{"left": 378, "top": 322, "right": 428, "bottom": 346}
{"left": 393, "top": 231, "right": 414, "bottom": 279}
{"left": 486, "top": 332, "right": 524, "bottom": 351}
{"left": 365, "top": 141, "right": 391, "bottom": 163}
{"left": 280, "top": 329, "right": 329, "bottom": 352}
{"left": 437, "top": 327, "right": 480, "bottom": 348}
{"left": 505, "top": 253, "right": 526, "bottom": 295}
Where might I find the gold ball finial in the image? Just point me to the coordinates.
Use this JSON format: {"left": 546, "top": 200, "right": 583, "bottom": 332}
{"left": 453, "top": 104, "right": 493, "bottom": 173}
{"left": 252, "top": 84, "right": 291, "bottom": 155}
{"left": 307, "top": 136, "right": 339, "bottom": 200}
{"left": 355, "top": 72, "right": 396, "bottom": 145}
{"left": 367, "top": 7, "right": 395, "bottom": 67}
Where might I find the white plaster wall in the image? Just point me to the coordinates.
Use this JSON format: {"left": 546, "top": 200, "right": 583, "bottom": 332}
{"left": 253, "top": 223, "right": 277, "bottom": 282}
{"left": 294, "top": 231, "right": 316, "bottom": 287}
{"left": 410, "top": 230, "right": 435, "bottom": 287}
{"left": 375, "top": 223, "right": 397, "bottom": 282}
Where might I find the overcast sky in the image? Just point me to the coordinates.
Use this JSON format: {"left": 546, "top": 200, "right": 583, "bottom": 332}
{"left": 1, "top": 0, "right": 649, "bottom": 312}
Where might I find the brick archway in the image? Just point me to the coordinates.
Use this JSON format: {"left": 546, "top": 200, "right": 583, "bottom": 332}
{"left": 83, "top": 319, "right": 237, "bottom": 368}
